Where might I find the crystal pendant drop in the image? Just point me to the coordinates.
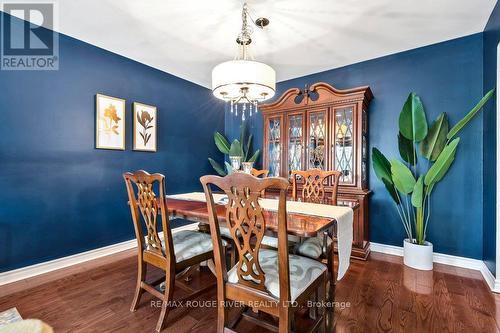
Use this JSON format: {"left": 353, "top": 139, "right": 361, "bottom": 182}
{"left": 235, "top": 104, "right": 238, "bottom": 116}
{"left": 242, "top": 110, "right": 246, "bottom": 121}
{"left": 249, "top": 103, "right": 253, "bottom": 117}
{"left": 254, "top": 101, "right": 258, "bottom": 113}
{"left": 230, "top": 100, "right": 234, "bottom": 113}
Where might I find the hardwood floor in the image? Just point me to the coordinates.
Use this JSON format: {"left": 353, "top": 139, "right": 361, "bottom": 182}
{"left": 1, "top": 251, "right": 500, "bottom": 332}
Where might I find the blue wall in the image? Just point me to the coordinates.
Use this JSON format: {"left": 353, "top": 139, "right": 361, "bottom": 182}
{"left": 227, "top": 34, "right": 485, "bottom": 259}
{"left": 483, "top": 2, "right": 500, "bottom": 276}
{"left": 0, "top": 13, "right": 224, "bottom": 271}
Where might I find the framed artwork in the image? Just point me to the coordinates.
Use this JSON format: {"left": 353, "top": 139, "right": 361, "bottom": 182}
{"left": 95, "top": 94, "right": 126, "bottom": 150}
{"left": 133, "top": 102, "right": 157, "bottom": 152}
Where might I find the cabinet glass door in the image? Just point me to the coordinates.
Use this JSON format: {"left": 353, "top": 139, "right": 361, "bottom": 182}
{"left": 307, "top": 110, "right": 327, "bottom": 170}
{"left": 267, "top": 117, "right": 282, "bottom": 177}
{"left": 334, "top": 106, "right": 355, "bottom": 184}
{"left": 287, "top": 114, "right": 304, "bottom": 175}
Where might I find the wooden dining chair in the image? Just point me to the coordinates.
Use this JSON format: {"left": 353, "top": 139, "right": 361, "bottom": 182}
{"left": 291, "top": 169, "right": 341, "bottom": 288}
{"left": 250, "top": 168, "right": 269, "bottom": 178}
{"left": 124, "top": 170, "right": 221, "bottom": 332}
{"left": 291, "top": 169, "right": 341, "bottom": 205}
{"left": 200, "top": 172, "right": 327, "bottom": 333}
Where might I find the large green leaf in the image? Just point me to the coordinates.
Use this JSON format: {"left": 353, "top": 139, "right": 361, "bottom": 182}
{"left": 225, "top": 161, "right": 234, "bottom": 175}
{"left": 399, "top": 92, "right": 428, "bottom": 142}
{"left": 420, "top": 112, "right": 449, "bottom": 161}
{"left": 398, "top": 133, "right": 416, "bottom": 165}
{"left": 208, "top": 158, "right": 227, "bottom": 176}
{"left": 411, "top": 176, "right": 424, "bottom": 208}
{"left": 244, "top": 134, "right": 253, "bottom": 161}
{"left": 447, "top": 88, "right": 495, "bottom": 139}
{"left": 229, "top": 139, "right": 242, "bottom": 157}
{"left": 248, "top": 149, "right": 260, "bottom": 163}
{"left": 382, "top": 178, "right": 400, "bottom": 205}
{"left": 239, "top": 124, "right": 247, "bottom": 157}
{"left": 214, "top": 132, "right": 230, "bottom": 154}
{"left": 390, "top": 159, "right": 416, "bottom": 194}
{"left": 424, "top": 138, "right": 460, "bottom": 186}
{"left": 372, "top": 148, "right": 392, "bottom": 183}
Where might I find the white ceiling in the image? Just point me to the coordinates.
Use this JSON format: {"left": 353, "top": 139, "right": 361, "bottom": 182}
{"left": 14, "top": 0, "right": 498, "bottom": 87}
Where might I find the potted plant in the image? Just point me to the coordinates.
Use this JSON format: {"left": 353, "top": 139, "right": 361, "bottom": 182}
{"left": 372, "top": 89, "right": 494, "bottom": 270}
{"left": 208, "top": 124, "right": 260, "bottom": 175}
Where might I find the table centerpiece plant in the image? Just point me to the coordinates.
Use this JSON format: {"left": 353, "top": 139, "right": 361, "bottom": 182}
{"left": 372, "top": 88, "right": 494, "bottom": 270}
{"left": 208, "top": 123, "right": 260, "bottom": 175}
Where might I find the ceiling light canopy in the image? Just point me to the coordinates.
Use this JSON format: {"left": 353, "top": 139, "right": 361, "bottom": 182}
{"left": 211, "top": 2, "right": 276, "bottom": 121}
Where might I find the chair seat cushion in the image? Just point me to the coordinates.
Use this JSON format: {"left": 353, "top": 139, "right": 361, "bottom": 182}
{"left": 170, "top": 217, "right": 198, "bottom": 229}
{"left": 173, "top": 230, "right": 226, "bottom": 262}
{"left": 261, "top": 235, "right": 299, "bottom": 248}
{"left": 227, "top": 249, "right": 326, "bottom": 302}
{"left": 297, "top": 235, "right": 333, "bottom": 259}
{"left": 219, "top": 226, "right": 242, "bottom": 239}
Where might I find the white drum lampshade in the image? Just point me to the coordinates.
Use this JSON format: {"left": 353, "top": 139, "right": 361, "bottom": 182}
{"left": 212, "top": 60, "right": 276, "bottom": 102}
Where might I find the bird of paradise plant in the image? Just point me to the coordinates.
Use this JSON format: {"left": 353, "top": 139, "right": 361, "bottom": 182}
{"left": 372, "top": 89, "right": 494, "bottom": 245}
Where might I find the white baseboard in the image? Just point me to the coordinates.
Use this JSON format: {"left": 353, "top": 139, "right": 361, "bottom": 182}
{"left": 0, "top": 223, "right": 198, "bottom": 286}
{"left": 370, "top": 242, "right": 500, "bottom": 293}
{"left": 3, "top": 234, "right": 499, "bottom": 293}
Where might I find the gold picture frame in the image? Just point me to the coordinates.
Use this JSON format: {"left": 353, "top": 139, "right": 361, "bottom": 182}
{"left": 95, "top": 94, "right": 126, "bottom": 150}
{"left": 133, "top": 102, "right": 157, "bottom": 152}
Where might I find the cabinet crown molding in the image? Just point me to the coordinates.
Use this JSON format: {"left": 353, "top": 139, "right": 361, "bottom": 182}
{"left": 260, "top": 82, "right": 373, "bottom": 112}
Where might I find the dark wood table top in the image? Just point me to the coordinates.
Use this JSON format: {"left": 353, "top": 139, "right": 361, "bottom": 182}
{"left": 166, "top": 196, "right": 359, "bottom": 238}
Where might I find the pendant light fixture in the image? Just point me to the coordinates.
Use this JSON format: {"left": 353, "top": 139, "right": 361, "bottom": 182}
{"left": 211, "top": 2, "right": 276, "bottom": 121}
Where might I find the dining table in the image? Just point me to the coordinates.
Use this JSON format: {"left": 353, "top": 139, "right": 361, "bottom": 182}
{"left": 164, "top": 191, "right": 360, "bottom": 280}
{"left": 166, "top": 196, "right": 359, "bottom": 238}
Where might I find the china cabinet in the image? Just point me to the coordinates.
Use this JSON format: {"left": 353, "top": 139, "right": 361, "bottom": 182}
{"left": 260, "top": 82, "right": 373, "bottom": 259}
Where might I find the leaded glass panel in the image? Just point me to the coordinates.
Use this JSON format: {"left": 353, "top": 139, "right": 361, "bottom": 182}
{"left": 308, "top": 111, "right": 326, "bottom": 169}
{"left": 268, "top": 118, "right": 281, "bottom": 176}
{"left": 335, "top": 107, "right": 354, "bottom": 183}
{"left": 288, "top": 114, "right": 303, "bottom": 175}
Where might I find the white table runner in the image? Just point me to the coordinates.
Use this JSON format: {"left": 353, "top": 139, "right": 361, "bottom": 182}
{"left": 167, "top": 192, "right": 353, "bottom": 280}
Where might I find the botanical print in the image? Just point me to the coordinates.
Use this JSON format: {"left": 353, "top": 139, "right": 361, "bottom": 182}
{"left": 103, "top": 104, "right": 121, "bottom": 135}
{"left": 96, "top": 94, "right": 126, "bottom": 150}
{"left": 137, "top": 110, "right": 154, "bottom": 145}
{"left": 133, "top": 102, "right": 157, "bottom": 152}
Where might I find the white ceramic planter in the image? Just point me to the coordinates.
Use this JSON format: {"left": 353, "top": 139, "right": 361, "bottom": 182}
{"left": 403, "top": 239, "right": 433, "bottom": 270}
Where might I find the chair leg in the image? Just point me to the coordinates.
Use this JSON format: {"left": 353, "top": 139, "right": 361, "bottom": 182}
{"left": 130, "top": 258, "right": 147, "bottom": 312}
{"left": 318, "top": 273, "right": 327, "bottom": 333}
{"left": 156, "top": 273, "right": 175, "bottom": 332}
{"left": 278, "top": 307, "right": 291, "bottom": 333}
{"left": 309, "top": 290, "right": 318, "bottom": 320}
{"left": 176, "top": 264, "right": 198, "bottom": 282}
{"left": 217, "top": 299, "right": 227, "bottom": 333}
{"left": 327, "top": 246, "right": 336, "bottom": 301}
